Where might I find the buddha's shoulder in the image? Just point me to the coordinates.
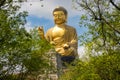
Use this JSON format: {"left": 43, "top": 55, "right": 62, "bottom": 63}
{"left": 46, "top": 27, "right": 54, "bottom": 33}
{"left": 65, "top": 25, "right": 75, "bottom": 30}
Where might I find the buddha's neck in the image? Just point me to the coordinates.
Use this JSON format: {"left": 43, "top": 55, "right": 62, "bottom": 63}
{"left": 55, "top": 23, "right": 66, "bottom": 28}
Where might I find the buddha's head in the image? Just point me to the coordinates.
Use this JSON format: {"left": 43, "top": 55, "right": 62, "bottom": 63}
{"left": 53, "top": 6, "right": 68, "bottom": 25}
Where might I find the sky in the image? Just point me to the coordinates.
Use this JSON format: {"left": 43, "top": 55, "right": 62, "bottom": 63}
{"left": 20, "top": 0, "right": 87, "bottom": 58}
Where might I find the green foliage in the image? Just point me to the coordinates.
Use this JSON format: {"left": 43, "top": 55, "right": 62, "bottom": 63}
{"left": 0, "top": 0, "right": 52, "bottom": 80}
{"left": 60, "top": 50, "right": 120, "bottom": 80}
{"left": 23, "top": 28, "right": 52, "bottom": 74}
{"left": 76, "top": 0, "right": 120, "bottom": 54}
{"left": 61, "top": 0, "right": 120, "bottom": 80}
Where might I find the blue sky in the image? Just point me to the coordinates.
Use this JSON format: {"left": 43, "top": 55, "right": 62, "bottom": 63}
{"left": 26, "top": 15, "right": 87, "bottom": 35}
{"left": 20, "top": 0, "right": 87, "bottom": 57}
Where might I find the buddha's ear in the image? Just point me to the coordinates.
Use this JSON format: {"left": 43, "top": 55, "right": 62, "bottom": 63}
{"left": 65, "top": 16, "right": 68, "bottom": 23}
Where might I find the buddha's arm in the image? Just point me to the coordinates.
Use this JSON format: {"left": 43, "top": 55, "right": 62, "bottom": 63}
{"left": 62, "top": 28, "right": 78, "bottom": 55}
{"left": 69, "top": 39, "right": 78, "bottom": 49}
{"left": 67, "top": 28, "right": 78, "bottom": 49}
{"left": 38, "top": 27, "right": 45, "bottom": 39}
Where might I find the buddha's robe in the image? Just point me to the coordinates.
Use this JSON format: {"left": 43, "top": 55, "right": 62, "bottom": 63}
{"left": 45, "top": 24, "right": 78, "bottom": 56}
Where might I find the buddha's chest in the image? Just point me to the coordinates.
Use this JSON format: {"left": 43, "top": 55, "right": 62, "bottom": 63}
{"left": 52, "top": 26, "right": 65, "bottom": 38}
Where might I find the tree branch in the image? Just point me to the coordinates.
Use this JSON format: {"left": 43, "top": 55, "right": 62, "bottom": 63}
{"left": 84, "top": 1, "right": 100, "bottom": 20}
{"left": 110, "top": 0, "right": 120, "bottom": 11}
{"left": 76, "top": 0, "right": 120, "bottom": 34}
{"left": 0, "top": 0, "right": 6, "bottom": 8}
{"left": 101, "top": 22, "right": 106, "bottom": 46}
{"left": 97, "top": 0, "right": 102, "bottom": 20}
{"left": 102, "top": 17, "right": 120, "bottom": 34}
{"left": 85, "top": 0, "right": 120, "bottom": 34}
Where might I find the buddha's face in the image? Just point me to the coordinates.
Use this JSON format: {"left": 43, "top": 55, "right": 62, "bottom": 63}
{"left": 53, "top": 11, "right": 67, "bottom": 25}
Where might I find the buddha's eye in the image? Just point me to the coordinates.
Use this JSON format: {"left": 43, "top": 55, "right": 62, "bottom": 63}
{"left": 53, "top": 14, "right": 64, "bottom": 17}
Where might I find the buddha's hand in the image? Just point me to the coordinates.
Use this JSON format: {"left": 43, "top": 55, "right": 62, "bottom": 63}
{"left": 38, "top": 26, "right": 44, "bottom": 38}
{"left": 50, "top": 41, "right": 56, "bottom": 45}
{"left": 63, "top": 44, "right": 70, "bottom": 49}
{"left": 55, "top": 47, "right": 74, "bottom": 56}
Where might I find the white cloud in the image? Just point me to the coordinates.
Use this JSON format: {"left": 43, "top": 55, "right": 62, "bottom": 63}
{"left": 24, "top": 22, "right": 33, "bottom": 32}
{"left": 20, "top": 0, "right": 81, "bottom": 19}
{"left": 78, "top": 46, "right": 86, "bottom": 58}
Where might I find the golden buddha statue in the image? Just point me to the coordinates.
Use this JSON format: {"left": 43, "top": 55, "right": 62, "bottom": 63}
{"left": 38, "top": 6, "right": 78, "bottom": 57}
{"left": 38, "top": 6, "right": 78, "bottom": 77}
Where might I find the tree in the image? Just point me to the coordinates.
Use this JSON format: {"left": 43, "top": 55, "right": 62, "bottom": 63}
{"left": 0, "top": 0, "right": 52, "bottom": 80}
{"left": 60, "top": 0, "right": 120, "bottom": 79}
{"left": 73, "top": 0, "right": 120, "bottom": 54}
